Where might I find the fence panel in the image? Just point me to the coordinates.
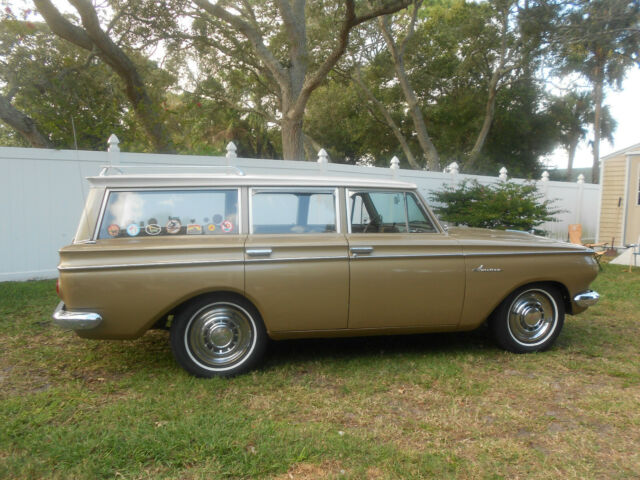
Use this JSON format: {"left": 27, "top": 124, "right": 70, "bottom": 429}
{"left": 0, "top": 142, "right": 600, "bottom": 281}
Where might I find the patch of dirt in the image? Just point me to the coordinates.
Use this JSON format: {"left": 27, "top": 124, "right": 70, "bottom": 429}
{"left": 272, "top": 461, "right": 345, "bottom": 479}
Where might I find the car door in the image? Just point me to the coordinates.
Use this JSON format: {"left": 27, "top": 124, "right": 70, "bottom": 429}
{"left": 346, "top": 189, "right": 465, "bottom": 329}
{"left": 244, "top": 187, "right": 349, "bottom": 332}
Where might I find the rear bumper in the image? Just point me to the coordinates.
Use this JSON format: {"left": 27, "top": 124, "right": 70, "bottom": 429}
{"left": 573, "top": 290, "right": 600, "bottom": 308}
{"left": 52, "top": 302, "right": 102, "bottom": 330}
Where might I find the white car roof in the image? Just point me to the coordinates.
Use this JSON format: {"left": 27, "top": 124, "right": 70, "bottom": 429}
{"left": 87, "top": 172, "right": 417, "bottom": 190}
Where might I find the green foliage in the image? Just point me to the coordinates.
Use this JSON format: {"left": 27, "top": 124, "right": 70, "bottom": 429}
{"left": 431, "top": 179, "right": 561, "bottom": 232}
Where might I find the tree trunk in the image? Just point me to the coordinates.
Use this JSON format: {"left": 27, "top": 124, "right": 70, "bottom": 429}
{"left": 0, "top": 96, "right": 53, "bottom": 148}
{"left": 567, "top": 135, "right": 578, "bottom": 180}
{"left": 467, "top": 75, "right": 499, "bottom": 169}
{"left": 378, "top": 15, "right": 439, "bottom": 170}
{"left": 592, "top": 57, "right": 604, "bottom": 184}
{"left": 281, "top": 114, "right": 305, "bottom": 160}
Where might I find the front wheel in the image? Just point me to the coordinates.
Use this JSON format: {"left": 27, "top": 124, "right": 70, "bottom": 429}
{"left": 170, "top": 295, "right": 267, "bottom": 377}
{"left": 490, "top": 284, "right": 565, "bottom": 353}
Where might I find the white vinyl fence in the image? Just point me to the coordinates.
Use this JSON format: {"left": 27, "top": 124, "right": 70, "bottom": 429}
{"left": 0, "top": 135, "right": 601, "bottom": 281}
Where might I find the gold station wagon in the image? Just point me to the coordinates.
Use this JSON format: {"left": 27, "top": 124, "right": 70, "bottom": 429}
{"left": 53, "top": 167, "right": 600, "bottom": 377}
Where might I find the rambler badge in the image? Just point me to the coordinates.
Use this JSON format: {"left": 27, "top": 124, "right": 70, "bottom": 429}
{"left": 473, "top": 265, "right": 502, "bottom": 272}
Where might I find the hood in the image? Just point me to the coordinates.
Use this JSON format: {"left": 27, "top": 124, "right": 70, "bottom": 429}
{"left": 447, "top": 226, "right": 589, "bottom": 251}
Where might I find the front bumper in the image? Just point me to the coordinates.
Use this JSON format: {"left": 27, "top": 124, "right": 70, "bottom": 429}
{"left": 573, "top": 290, "right": 600, "bottom": 308}
{"left": 52, "top": 302, "right": 102, "bottom": 330}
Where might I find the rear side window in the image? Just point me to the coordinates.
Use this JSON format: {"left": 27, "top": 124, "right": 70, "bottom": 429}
{"left": 251, "top": 190, "right": 337, "bottom": 234}
{"left": 97, "top": 189, "right": 238, "bottom": 239}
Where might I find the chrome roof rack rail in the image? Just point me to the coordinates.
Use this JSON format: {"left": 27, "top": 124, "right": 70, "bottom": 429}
{"left": 98, "top": 165, "right": 246, "bottom": 176}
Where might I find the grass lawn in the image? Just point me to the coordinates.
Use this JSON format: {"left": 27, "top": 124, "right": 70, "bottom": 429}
{"left": 1, "top": 265, "right": 639, "bottom": 479}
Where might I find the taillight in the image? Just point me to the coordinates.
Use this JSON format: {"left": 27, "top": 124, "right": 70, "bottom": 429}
{"left": 56, "top": 278, "right": 61, "bottom": 299}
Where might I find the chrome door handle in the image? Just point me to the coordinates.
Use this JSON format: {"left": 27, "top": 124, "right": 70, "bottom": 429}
{"left": 350, "top": 246, "right": 374, "bottom": 255}
{"left": 246, "top": 248, "right": 272, "bottom": 257}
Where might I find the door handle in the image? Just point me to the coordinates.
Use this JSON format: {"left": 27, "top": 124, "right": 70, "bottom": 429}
{"left": 350, "top": 246, "right": 374, "bottom": 255}
{"left": 246, "top": 248, "right": 272, "bottom": 257}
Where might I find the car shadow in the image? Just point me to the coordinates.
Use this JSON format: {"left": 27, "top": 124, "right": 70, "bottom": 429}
{"left": 263, "top": 326, "right": 494, "bottom": 370}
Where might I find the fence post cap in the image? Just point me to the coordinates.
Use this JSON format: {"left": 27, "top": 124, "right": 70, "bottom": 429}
{"left": 317, "top": 148, "right": 329, "bottom": 164}
{"left": 390, "top": 156, "right": 400, "bottom": 169}
{"left": 499, "top": 166, "right": 508, "bottom": 181}
{"left": 541, "top": 170, "right": 549, "bottom": 181}
{"left": 577, "top": 174, "right": 585, "bottom": 184}
{"left": 448, "top": 161, "right": 459, "bottom": 174}
{"left": 107, "top": 134, "right": 120, "bottom": 152}
{"left": 226, "top": 141, "right": 237, "bottom": 158}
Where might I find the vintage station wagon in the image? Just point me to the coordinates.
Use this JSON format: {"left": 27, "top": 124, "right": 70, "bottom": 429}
{"left": 53, "top": 167, "right": 600, "bottom": 377}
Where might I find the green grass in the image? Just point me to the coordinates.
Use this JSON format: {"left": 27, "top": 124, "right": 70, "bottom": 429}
{"left": 1, "top": 265, "right": 639, "bottom": 479}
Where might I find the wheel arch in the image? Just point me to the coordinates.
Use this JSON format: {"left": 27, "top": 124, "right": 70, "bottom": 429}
{"left": 486, "top": 280, "right": 571, "bottom": 322}
{"left": 150, "top": 289, "right": 266, "bottom": 331}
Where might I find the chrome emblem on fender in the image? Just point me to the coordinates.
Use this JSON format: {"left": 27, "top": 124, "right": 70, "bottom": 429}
{"left": 473, "top": 264, "right": 502, "bottom": 272}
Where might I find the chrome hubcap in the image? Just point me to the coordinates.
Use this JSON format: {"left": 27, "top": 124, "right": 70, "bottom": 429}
{"left": 186, "top": 303, "right": 254, "bottom": 369}
{"left": 508, "top": 290, "right": 557, "bottom": 345}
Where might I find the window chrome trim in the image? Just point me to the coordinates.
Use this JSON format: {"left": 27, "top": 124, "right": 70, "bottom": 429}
{"left": 92, "top": 186, "right": 243, "bottom": 241}
{"left": 248, "top": 187, "right": 341, "bottom": 235}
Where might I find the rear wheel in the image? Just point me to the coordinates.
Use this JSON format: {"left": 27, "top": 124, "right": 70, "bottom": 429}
{"left": 490, "top": 284, "right": 564, "bottom": 353}
{"left": 170, "top": 294, "right": 267, "bottom": 377}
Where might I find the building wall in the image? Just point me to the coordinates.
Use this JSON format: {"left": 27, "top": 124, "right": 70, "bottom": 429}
{"left": 624, "top": 156, "right": 640, "bottom": 245}
{"left": 598, "top": 153, "right": 627, "bottom": 247}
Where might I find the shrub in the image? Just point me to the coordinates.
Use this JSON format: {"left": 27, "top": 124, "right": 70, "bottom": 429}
{"left": 430, "top": 180, "right": 562, "bottom": 233}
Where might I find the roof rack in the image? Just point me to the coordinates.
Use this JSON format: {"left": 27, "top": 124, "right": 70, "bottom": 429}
{"left": 98, "top": 165, "right": 246, "bottom": 176}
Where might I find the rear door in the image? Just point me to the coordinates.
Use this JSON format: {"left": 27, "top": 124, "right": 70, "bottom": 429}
{"left": 346, "top": 190, "right": 465, "bottom": 329}
{"left": 244, "top": 188, "right": 349, "bottom": 332}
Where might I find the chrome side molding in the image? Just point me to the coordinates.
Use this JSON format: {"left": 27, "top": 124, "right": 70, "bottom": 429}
{"left": 52, "top": 302, "right": 102, "bottom": 330}
{"left": 573, "top": 290, "right": 600, "bottom": 308}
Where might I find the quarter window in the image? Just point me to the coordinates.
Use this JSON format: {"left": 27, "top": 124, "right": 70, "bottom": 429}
{"left": 97, "top": 189, "right": 238, "bottom": 239}
{"left": 349, "top": 191, "right": 436, "bottom": 233}
{"left": 251, "top": 190, "right": 337, "bottom": 234}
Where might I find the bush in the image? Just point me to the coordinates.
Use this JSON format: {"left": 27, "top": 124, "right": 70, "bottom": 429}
{"left": 430, "top": 180, "right": 561, "bottom": 233}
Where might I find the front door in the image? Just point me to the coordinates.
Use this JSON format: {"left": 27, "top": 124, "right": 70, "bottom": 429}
{"left": 244, "top": 188, "right": 349, "bottom": 332}
{"left": 346, "top": 190, "right": 465, "bottom": 329}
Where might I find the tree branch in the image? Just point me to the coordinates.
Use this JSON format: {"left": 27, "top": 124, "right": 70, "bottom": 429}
{"left": 193, "top": 0, "right": 289, "bottom": 88}
{"left": 294, "top": 0, "right": 412, "bottom": 118}
{"left": 0, "top": 95, "right": 53, "bottom": 148}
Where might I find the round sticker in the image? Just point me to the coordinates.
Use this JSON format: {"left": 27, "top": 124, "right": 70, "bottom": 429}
{"left": 206, "top": 223, "right": 216, "bottom": 233}
{"left": 166, "top": 219, "right": 182, "bottom": 234}
{"left": 126, "top": 223, "right": 140, "bottom": 237}
{"left": 107, "top": 224, "right": 120, "bottom": 237}
{"left": 145, "top": 224, "right": 161, "bottom": 236}
{"left": 221, "top": 220, "right": 233, "bottom": 233}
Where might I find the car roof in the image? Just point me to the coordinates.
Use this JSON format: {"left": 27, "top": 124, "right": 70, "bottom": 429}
{"left": 87, "top": 172, "right": 417, "bottom": 190}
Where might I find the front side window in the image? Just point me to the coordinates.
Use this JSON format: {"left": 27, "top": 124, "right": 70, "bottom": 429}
{"left": 97, "top": 189, "right": 238, "bottom": 239}
{"left": 349, "top": 190, "right": 437, "bottom": 233}
{"left": 251, "top": 190, "right": 337, "bottom": 234}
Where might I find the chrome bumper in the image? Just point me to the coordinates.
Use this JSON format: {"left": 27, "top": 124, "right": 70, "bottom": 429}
{"left": 52, "top": 302, "right": 102, "bottom": 330}
{"left": 573, "top": 290, "right": 600, "bottom": 308}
